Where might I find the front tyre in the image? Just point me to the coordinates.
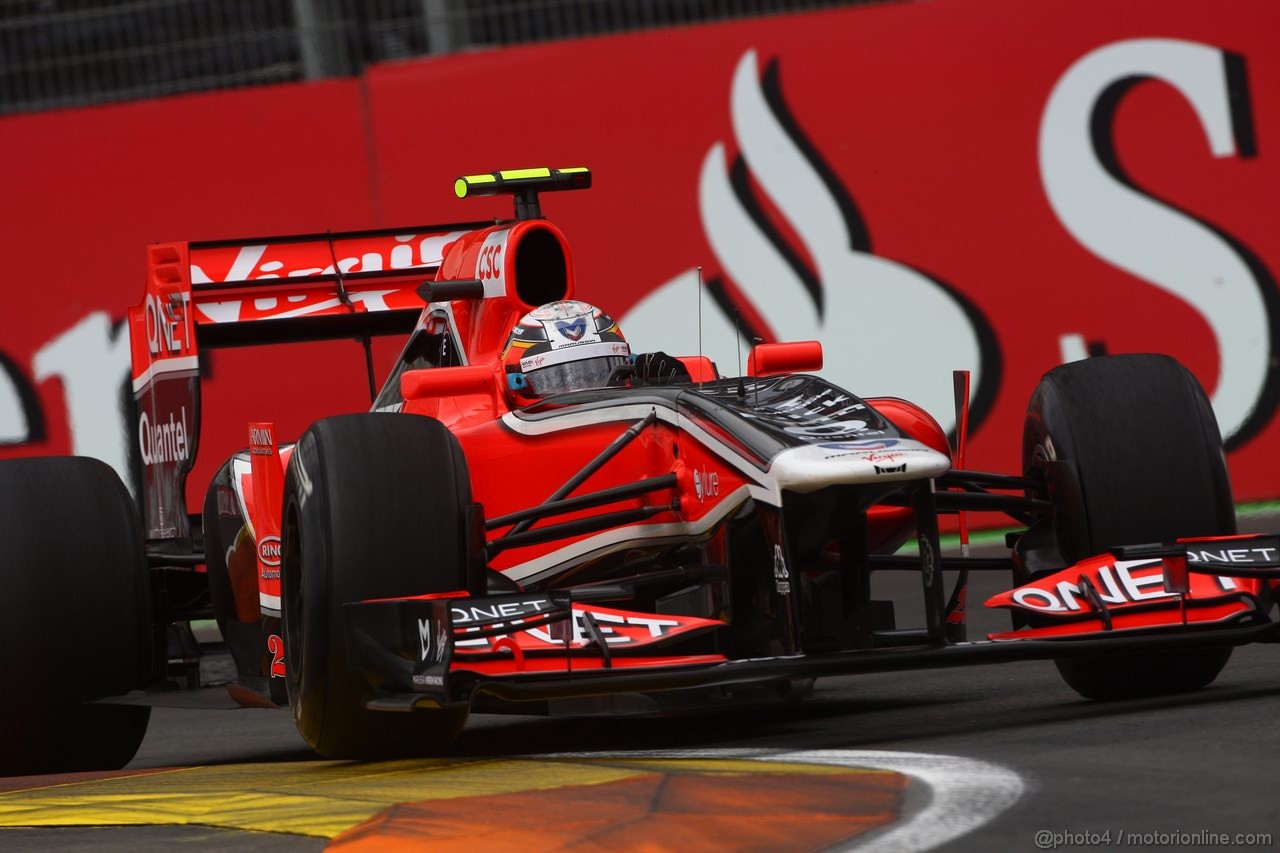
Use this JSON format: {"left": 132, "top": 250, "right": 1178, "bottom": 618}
{"left": 1023, "top": 354, "right": 1235, "bottom": 700}
{"left": 282, "top": 414, "right": 478, "bottom": 758}
{"left": 0, "top": 457, "right": 152, "bottom": 775}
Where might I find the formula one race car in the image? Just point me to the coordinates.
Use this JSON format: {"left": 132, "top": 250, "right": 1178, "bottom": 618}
{"left": 3, "top": 168, "right": 1278, "bottom": 772}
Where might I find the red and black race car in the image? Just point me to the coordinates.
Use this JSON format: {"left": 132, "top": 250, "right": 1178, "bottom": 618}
{"left": 2, "top": 168, "right": 1277, "bottom": 772}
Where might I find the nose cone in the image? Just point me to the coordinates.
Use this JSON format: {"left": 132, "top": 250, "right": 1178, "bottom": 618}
{"left": 768, "top": 438, "right": 951, "bottom": 494}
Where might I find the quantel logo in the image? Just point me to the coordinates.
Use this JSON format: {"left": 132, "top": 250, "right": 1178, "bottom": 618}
{"left": 138, "top": 407, "right": 190, "bottom": 467}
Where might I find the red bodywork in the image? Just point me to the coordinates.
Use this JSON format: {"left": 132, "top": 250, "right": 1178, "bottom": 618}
{"left": 126, "top": 173, "right": 1278, "bottom": 701}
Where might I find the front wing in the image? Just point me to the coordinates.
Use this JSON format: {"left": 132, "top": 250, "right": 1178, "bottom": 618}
{"left": 344, "top": 535, "right": 1280, "bottom": 713}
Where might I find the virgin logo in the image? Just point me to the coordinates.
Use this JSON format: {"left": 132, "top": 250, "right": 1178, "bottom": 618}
{"left": 190, "top": 230, "right": 472, "bottom": 285}
{"left": 258, "top": 535, "right": 282, "bottom": 567}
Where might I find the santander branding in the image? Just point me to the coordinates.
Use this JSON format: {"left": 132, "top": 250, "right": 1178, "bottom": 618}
{"left": 139, "top": 407, "right": 190, "bottom": 466}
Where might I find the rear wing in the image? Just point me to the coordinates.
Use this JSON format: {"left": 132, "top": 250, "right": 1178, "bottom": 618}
{"left": 127, "top": 166, "right": 594, "bottom": 542}
{"left": 127, "top": 222, "right": 490, "bottom": 540}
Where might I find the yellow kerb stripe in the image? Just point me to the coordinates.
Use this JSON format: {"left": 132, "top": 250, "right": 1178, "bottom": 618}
{"left": 559, "top": 167, "right": 589, "bottom": 173}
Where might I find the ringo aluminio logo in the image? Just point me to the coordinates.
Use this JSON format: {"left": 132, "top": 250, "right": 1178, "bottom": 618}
{"left": 257, "top": 535, "right": 282, "bottom": 567}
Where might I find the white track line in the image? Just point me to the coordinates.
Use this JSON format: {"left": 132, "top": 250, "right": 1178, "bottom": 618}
{"left": 544, "top": 748, "right": 1024, "bottom": 851}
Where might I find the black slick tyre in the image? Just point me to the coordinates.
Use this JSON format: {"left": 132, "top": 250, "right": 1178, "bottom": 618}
{"left": 281, "top": 413, "right": 479, "bottom": 759}
{"left": 0, "top": 457, "right": 152, "bottom": 775}
{"left": 1023, "top": 354, "right": 1236, "bottom": 700}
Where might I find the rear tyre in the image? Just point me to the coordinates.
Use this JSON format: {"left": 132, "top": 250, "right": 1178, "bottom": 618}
{"left": 282, "top": 414, "right": 479, "bottom": 759}
{"left": 0, "top": 457, "right": 152, "bottom": 775}
{"left": 1023, "top": 354, "right": 1236, "bottom": 700}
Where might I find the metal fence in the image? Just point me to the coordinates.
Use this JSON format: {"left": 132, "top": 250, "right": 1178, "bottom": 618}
{"left": 0, "top": 0, "right": 902, "bottom": 116}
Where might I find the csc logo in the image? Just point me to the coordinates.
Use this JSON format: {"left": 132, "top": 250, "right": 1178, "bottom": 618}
{"left": 479, "top": 244, "right": 503, "bottom": 280}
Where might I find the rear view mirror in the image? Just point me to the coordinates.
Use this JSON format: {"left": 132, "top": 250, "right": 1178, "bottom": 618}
{"left": 747, "top": 341, "right": 823, "bottom": 377}
{"left": 402, "top": 366, "right": 499, "bottom": 402}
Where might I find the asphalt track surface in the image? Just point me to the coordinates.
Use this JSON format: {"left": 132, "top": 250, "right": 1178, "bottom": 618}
{"left": 3, "top": 519, "right": 1279, "bottom": 851}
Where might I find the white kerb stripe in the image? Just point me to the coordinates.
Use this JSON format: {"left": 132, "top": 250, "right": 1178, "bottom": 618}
{"left": 541, "top": 748, "right": 1024, "bottom": 852}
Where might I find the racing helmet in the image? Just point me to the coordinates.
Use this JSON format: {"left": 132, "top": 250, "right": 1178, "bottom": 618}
{"left": 502, "top": 301, "right": 630, "bottom": 402}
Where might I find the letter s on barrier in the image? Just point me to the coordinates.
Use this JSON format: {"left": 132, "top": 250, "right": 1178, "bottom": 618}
{"left": 1039, "top": 38, "right": 1277, "bottom": 448}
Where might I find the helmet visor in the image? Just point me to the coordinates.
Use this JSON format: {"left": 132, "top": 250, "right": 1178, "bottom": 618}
{"left": 526, "top": 356, "right": 628, "bottom": 397}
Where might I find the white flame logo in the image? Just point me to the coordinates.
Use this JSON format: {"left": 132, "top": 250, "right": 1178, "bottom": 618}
{"left": 0, "top": 362, "right": 33, "bottom": 445}
{"left": 624, "top": 50, "right": 994, "bottom": 433}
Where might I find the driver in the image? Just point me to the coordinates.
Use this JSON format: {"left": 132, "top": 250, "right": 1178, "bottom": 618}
{"left": 503, "top": 300, "right": 629, "bottom": 403}
{"left": 502, "top": 300, "right": 689, "bottom": 404}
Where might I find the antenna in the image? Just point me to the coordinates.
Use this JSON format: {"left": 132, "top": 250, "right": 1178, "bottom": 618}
{"left": 735, "top": 309, "right": 742, "bottom": 375}
{"left": 696, "top": 266, "right": 704, "bottom": 389}
{"left": 328, "top": 230, "right": 377, "bottom": 403}
{"left": 735, "top": 310, "right": 746, "bottom": 401}
{"left": 752, "top": 336, "right": 763, "bottom": 407}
